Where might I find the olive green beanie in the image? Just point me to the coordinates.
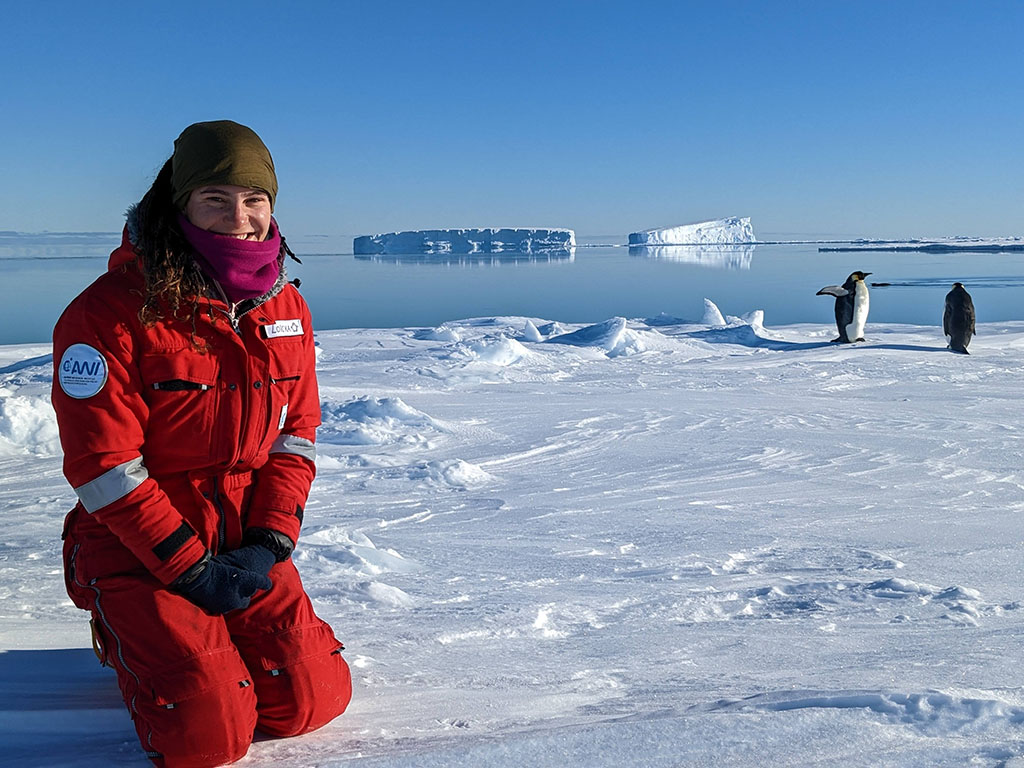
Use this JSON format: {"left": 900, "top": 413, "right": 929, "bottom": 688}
{"left": 171, "top": 120, "right": 278, "bottom": 211}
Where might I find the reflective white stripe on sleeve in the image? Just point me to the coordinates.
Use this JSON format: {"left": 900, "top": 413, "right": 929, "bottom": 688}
{"left": 270, "top": 434, "right": 316, "bottom": 462}
{"left": 74, "top": 457, "right": 149, "bottom": 513}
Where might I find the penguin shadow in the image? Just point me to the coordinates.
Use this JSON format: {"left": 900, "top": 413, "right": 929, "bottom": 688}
{"left": 859, "top": 342, "right": 952, "bottom": 353}
{"left": 686, "top": 327, "right": 957, "bottom": 354}
{"left": 685, "top": 329, "right": 836, "bottom": 351}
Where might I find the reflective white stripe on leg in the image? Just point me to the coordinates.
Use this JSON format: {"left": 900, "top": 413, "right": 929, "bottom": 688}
{"left": 74, "top": 457, "right": 149, "bottom": 512}
{"left": 270, "top": 434, "right": 316, "bottom": 462}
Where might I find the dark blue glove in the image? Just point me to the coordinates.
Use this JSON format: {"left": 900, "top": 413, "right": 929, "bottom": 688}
{"left": 173, "top": 545, "right": 276, "bottom": 615}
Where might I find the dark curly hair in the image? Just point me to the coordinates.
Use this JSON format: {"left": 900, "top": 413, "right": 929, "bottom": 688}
{"left": 132, "top": 157, "right": 299, "bottom": 328}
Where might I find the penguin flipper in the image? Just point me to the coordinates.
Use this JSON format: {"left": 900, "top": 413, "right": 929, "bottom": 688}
{"left": 817, "top": 285, "right": 849, "bottom": 297}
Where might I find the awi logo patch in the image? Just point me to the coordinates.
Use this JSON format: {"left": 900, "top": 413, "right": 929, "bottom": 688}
{"left": 59, "top": 344, "right": 108, "bottom": 399}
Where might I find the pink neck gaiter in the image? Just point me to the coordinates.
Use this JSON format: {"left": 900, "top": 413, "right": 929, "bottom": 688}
{"left": 178, "top": 214, "right": 282, "bottom": 303}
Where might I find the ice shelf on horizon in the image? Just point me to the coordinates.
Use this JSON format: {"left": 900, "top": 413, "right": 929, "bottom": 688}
{"left": 819, "top": 236, "right": 1024, "bottom": 253}
{"left": 353, "top": 228, "right": 576, "bottom": 255}
{"left": 627, "top": 217, "right": 755, "bottom": 246}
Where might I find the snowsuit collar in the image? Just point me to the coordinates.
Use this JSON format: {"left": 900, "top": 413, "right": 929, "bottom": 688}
{"left": 108, "top": 204, "right": 289, "bottom": 307}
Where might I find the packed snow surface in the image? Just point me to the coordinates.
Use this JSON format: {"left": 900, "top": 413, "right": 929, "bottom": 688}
{"left": 628, "top": 216, "right": 755, "bottom": 245}
{"left": 5, "top": 304, "right": 1024, "bottom": 766}
{"left": 353, "top": 229, "right": 576, "bottom": 255}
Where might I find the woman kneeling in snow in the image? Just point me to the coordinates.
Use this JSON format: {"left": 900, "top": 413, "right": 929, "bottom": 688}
{"left": 52, "top": 121, "right": 351, "bottom": 767}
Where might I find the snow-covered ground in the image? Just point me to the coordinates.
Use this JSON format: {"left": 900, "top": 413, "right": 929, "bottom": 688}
{"left": 3, "top": 305, "right": 1024, "bottom": 767}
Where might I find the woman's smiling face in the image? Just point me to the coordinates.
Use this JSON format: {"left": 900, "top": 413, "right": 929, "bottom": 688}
{"left": 185, "top": 185, "right": 272, "bottom": 241}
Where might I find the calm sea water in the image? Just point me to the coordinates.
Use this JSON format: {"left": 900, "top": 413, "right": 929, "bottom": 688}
{"left": 5, "top": 235, "right": 1024, "bottom": 346}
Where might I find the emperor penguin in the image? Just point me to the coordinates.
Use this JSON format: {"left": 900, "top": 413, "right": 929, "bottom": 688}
{"left": 943, "top": 282, "right": 975, "bottom": 354}
{"left": 816, "top": 271, "right": 871, "bottom": 343}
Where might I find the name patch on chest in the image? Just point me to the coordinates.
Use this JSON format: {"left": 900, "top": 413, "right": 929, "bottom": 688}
{"left": 263, "top": 319, "right": 304, "bottom": 338}
{"left": 58, "top": 343, "right": 108, "bottom": 399}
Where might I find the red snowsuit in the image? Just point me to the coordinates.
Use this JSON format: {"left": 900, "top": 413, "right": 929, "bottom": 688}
{"left": 53, "top": 227, "right": 351, "bottom": 767}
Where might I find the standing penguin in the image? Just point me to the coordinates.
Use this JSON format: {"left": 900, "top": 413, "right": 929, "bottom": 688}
{"left": 816, "top": 271, "right": 871, "bottom": 343}
{"left": 943, "top": 282, "right": 975, "bottom": 354}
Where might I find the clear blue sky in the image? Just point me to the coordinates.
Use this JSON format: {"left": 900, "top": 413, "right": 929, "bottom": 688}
{"left": 3, "top": 0, "right": 1022, "bottom": 240}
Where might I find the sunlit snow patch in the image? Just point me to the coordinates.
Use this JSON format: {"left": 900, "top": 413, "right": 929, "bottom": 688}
{"left": 318, "top": 395, "right": 446, "bottom": 446}
{"left": 298, "top": 527, "right": 419, "bottom": 607}
{"left": 448, "top": 336, "right": 532, "bottom": 366}
{"left": 408, "top": 458, "right": 493, "bottom": 489}
{"left": 413, "top": 324, "right": 463, "bottom": 343}
{"left": 522, "top": 320, "right": 544, "bottom": 343}
{"left": 702, "top": 298, "right": 727, "bottom": 327}
{"left": 521, "top": 319, "right": 570, "bottom": 342}
{"left": 0, "top": 395, "right": 60, "bottom": 457}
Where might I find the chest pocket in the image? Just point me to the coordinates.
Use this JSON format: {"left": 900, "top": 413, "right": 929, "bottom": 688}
{"left": 261, "top": 338, "right": 304, "bottom": 448}
{"left": 140, "top": 352, "right": 221, "bottom": 463}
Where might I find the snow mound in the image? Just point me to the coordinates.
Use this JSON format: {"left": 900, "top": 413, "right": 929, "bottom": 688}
{"left": 522, "top": 320, "right": 544, "bottom": 343}
{"left": 302, "top": 528, "right": 421, "bottom": 575}
{"left": 352, "top": 580, "right": 417, "bottom": 608}
{"left": 354, "top": 228, "right": 576, "bottom": 255}
{"left": 318, "top": 395, "right": 444, "bottom": 446}
{"left": 521, "top": 320, "right": 568, "bottom": 342}
{"left": 297, "top": 527, "right": 419, "bottom": 607}
{"left": 414, "top": 325, "right": 463, "bottom": 343}
{"left": 689, "top": 310, "right": 781, "bottom": 347}
{"left": 450, "top": 336, "right": 531, "bottom": 366}
{"left": 727, "top": 309, "right": 764, "bottom": 330}
{"left": 712, "top": 688, "right": 1024, "bottom": 735}
{"left": 544, "top": 317, "right": 667, "bottom": 358}
{"left": 702, "top": 298, "right": 727, "bottom": 327}
{"left": 628, "top": 217, "right": 755, "bottom": 246}
{"left": 0, "top": 395, "right": 60, "bottom": 457}
{"left": 408, "top": 458, "right": 493, "bottom": 488}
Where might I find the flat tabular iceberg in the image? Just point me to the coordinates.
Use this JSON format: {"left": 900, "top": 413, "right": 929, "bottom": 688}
{"left": 354, "top": 228, "right": 576, "bottom": 255}
{"left": 628, "top": 217, "right": 755, "bottom": 245}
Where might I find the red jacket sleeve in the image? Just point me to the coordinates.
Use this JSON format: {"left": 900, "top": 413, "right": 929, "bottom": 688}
{"left": 247, "top": 296, "right": 320, "bottom": 545}
{"left": 52, "top": 288, "right": 207, "bottom": 584}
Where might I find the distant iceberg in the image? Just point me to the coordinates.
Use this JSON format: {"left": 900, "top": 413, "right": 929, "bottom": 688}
{"left": 628, "top": 217, "right": 755, "bottom": 246}
{"left": 354, "top": 228, "right": 576, "bottom": 255}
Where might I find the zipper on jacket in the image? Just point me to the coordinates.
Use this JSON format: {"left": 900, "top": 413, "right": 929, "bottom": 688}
{"left": 209, "top": 277, "right": 264, "bottom": 336}
{"left": 208, "top": 274, "right": 274, "bottom": 466}
{"left": 211, "top": 475, "right": 227, "bottom": 553}
{"left": 152, "top": 380, "right": 210, "bottom": 391}
{"left": 70, "top": 543, "right": 142, "bottom": 717}
{"left": 209, "top": 279, "right": 243, "bottom": 335}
